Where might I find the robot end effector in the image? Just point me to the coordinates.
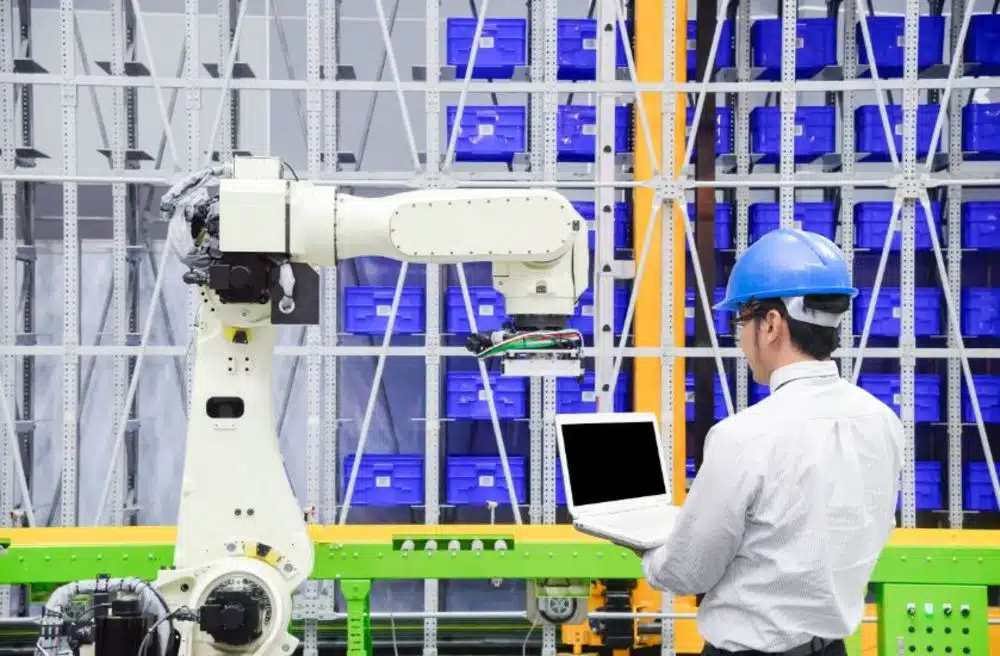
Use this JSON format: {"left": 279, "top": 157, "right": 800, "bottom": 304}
{"left": 165, "top": 156, "right": 591, "bottom": 357}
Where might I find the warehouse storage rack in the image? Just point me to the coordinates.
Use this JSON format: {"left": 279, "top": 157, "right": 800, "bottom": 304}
{"left": 1, "top": 0, "right": 1000, "bottom": 654}
{"left": 333, "top": 0, "right": 1000, "bottom": 530}
{"left": 332, "top": 0, "right": 1000, "bottom": 652}
{"left": 667, "top": 0, "right": 1000, "bottom": 532}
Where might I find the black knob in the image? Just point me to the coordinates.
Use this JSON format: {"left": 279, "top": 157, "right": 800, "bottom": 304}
{"left": 220, "top": 604, "right": 245, "bottom": 630}
{"left": 229, "top": 266, "right": 253, "bottom": 290}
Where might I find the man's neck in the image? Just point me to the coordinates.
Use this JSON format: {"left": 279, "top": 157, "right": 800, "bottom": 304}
{"left": 765, "top": 351, "right": 819, "bottom": 385}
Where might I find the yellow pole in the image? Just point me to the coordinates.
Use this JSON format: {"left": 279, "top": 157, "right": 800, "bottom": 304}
{"left": 634, "top": 0, "right": 686, "bottom": 510}
{"left": 633, "top": 2, "right": 695, "bottom": 653}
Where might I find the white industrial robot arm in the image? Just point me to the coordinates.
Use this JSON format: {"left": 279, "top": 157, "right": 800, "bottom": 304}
{"left": 117, "top": 156, "right": 592, "bottom": 656}
{"left": 170, "top": 156, "right": 590, "bottom": 348}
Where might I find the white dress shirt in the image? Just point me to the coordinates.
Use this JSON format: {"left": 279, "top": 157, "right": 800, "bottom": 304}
{"left": 642, "top": 360, "right": 903, "bottom": 652}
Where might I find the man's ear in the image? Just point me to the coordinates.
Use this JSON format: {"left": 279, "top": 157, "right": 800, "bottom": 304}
{"left": 764, "top": 309, "right": 782, "bottom": 344}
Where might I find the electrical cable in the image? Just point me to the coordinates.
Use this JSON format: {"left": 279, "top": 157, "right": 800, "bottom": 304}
{"left": 136, "top": 606, "right": 188, "bottom": 656}
{"left": 520, "top": 617, "right": 539, "bottom": 656}
{"left": 71, "top": 602, "right": 111, "bottom": 623}
{"left": 388, "top": 609, "right": 400, "bottom": 656}
{"left": 474, "top": 329, "right": 583, "bottom": 360}
{"left": 282, "top": 160, "right": 300, "bottom": 181}
{"left": 36, "top": 577, "right": 174, "bottom": 656}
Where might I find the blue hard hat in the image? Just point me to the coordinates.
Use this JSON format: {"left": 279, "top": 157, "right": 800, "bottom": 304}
{"left": 714, "top": 228, "right": 858, "bottom": 312}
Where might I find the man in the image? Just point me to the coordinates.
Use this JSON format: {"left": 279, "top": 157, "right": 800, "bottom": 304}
{"left": 641, "top": 228, "right": 903, "bottom": 656}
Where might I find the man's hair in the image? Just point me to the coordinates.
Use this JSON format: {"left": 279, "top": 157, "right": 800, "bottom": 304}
{"left": 739, "top": 294, "right": 852, "bottom": 360}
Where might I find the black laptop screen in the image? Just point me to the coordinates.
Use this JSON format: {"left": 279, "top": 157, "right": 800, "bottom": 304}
{"left": 560, "top": 418, "right": 667, "bottom": 506}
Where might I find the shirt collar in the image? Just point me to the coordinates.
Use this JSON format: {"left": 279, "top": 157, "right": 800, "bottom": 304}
{"left": 768, "top": 359, "right": 840, "bottom": 392}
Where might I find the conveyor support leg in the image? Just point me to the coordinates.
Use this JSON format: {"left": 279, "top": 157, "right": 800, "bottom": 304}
{"left": 343, "top": 579, "right": 374, "bottom": 656}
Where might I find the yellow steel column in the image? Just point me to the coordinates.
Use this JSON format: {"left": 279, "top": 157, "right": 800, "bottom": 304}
{"left": 563, "top": 3, "right": 689, "bottom": 650}
{"left": 634, "top": 0, "right": 686, "bottom": 506}
{"left": 632, "top": 0, "right": 695, "bottom": 653}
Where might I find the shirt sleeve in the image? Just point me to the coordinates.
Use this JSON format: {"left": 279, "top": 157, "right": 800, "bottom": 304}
{"left": 642, "top": 423, "right": 758, "bottom": 595}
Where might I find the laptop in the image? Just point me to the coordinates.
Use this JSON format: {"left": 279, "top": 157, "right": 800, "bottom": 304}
{"left": 555, "top": 411, "right": 681, "bottom": 551}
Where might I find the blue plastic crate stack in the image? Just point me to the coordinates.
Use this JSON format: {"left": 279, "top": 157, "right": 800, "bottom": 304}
{"left": 336, "top": 13, "right": 1000, "bottom": 516}
{"left": 433, "top": 14, "right": 1000, "bottom": 168}
{"left": 703, "top": 13, "right": 1000, "bottom": 518}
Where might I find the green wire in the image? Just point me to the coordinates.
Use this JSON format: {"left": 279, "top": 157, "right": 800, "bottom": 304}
{"left": 478, "top": 339, "right": 558, "bottom": 359}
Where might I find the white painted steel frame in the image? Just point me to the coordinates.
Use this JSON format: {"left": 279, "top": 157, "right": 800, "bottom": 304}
{"left": 0, "top": 0, "right": 20, "bottom": 618}
{"left": 107, "top": 0, "right": 128, "bottom": 529}
{"left": 659, "top": 0, "right": 680, "bottom": 652}
{"left": 13, "top": 72, "right": 1000, "bottom": 94}
{"left": 734, "top": 0, "right": 752, "bottom": 414}
{"left": 947, "top": 0, "right": 966, "bottom": 530}
{"left": 423, "top": 0, "right": 441, "bottom": 650}
{"left": 0, "top": 1, "right": 998, "bottom": 648}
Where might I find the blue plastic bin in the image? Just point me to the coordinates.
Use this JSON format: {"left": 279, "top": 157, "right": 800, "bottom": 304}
{"left": 341, "top": 454, "right": 424, "bottom": 506}
{"left": 750, "top": 106, "right": 836, "bottom": 163}
{"left": 685, "top": 288, "right": 729, "bottom": 337}
{"left": 556, "top": 18, "right": 630, "bottom": 81}
{"left": 684, "top": 373, "right": 729, "bottom": 421}
{"left": 963, "top": 375, "right": 1000, "bottom": 424}
{"left": 685, "top": 107, "right": 734, "bottom": 156}
{"left": 962, "top": 288, "right": 1000, "bottom": 337}
{"left": 445, "top": 371, "right": 527, "bottom": 420}
{"left": 858, "top": 373, "right": 942, "bottom": 423}
{"left": 858, "top": 17, "right": 946, "bottom": 78}
{"left": 896, "top": 461, "right": 943, "bottom": 511}
{"left": 556, "top": 371, "right": 628, "bottom": 414}
{"left": 446, "top": 287, "right": 507, "bottom": 333}
{"left": 446, "top": 455, "right": 526, "bottom": 506}
{"left": 572, "top": 200, "right": 631, "bottom": 250}
{"left": 557, "top": 105, "right": 630, "bottom": 162}
{"left": 344, "top": 286, "right": 425, "bottom": 335}
{"left": 963, "top": 103, "right": 1000, "bottom": 158}
{"left": 751, "top": 18, "right": 838, "bottom": 80}
{"left": 853, "top": 288, "right": 942, "bottom": 337}
{"left": 568, "top": 287, "right": 629, "bottom": 336}
{"left": 446, "top": 18, "right": 526, "bottom": 79}
{"left": 856, "top": 104, "right": 941, "bottom": 161}
{"left": 854, "top": 201, "right": 941, "bottom": 251}
{"left": 686, "top": 19, "right": 735, "bottom": 80}
{"left": 963, "top": 202, "right": 1000, "bottom": 249}
{"left": 685, "top": 203, "right": 733, "bottom": 249}
{"left": 446, "top": 105, "right": 526, "bottom": 163}
{"left": 748, "top": 202, "right": 837, "bottom": 243}
{"left": 556, "top": 458, "right": 567, "bottom": 505}
{"left": 750, "top": 382, "right": 770, "bottom": 404}
{"left": 964, "top": 462, "right": 1000, "bottom": 511}
{"left": 965, "top": 14, "right": 1000, "bottom": 75}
